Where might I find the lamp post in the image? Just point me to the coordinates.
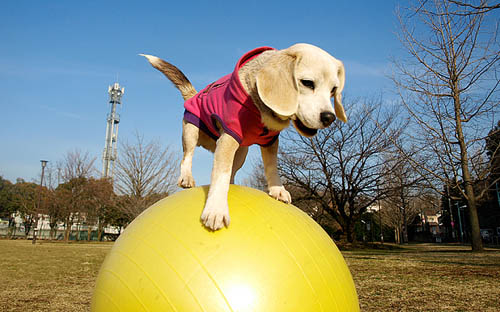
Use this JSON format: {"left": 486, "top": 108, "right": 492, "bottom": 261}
{"left": 446, "top": 184, "right": 456, "bottom": 240}
{"left": 455, "top": 202, "right": 466, "bottom": 243}
{"left": 361, "top": 220, "right": 366, "bottom": 242}
{"left": 376, "top": 182, "right": 384, "bottom": 244}
{"left": 33, "top": 160, "right": 48, "bottom": 245}
{"left": 379, "top": 205, "right": 384, "bottom": 244}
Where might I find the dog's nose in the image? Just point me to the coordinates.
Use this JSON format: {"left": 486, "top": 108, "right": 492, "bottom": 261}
{"left": 320, "top": 112, "right": 336, "bottom": 127}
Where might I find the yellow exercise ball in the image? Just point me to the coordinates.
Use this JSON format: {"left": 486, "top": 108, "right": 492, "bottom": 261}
{"left": 91, "top": 185, "right": 359, "bottom": 312}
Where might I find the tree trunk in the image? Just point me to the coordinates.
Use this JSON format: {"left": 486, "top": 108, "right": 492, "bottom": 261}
{"left": 97, "top": 218, "right": 105, "bottom": 241}
{"left": 75, "top": 214, "right": 80, "bottom": 242}
{"left": 87, "top": 226, "right": 93, "bottom": 241}
{"left": 345, "top": 221, "right": 356, "bottom": 243}
{"left": 49, "top": 223, "right": 57, "bottom": 240}
{"left": 64, "top": 226, "right": 70, "bottom": 241}
{"left": 24, "top": 218, "right": 32, "bottom": 238}
{"left": 64, "top": 216, "right": 72, "bottom": 242}
{"left": 454, "top": 95, "right": 484, "bottom": 252}
{"left": 97, "top": 227, "right": 103, "bottom": 241}
{"left": 464, "top": 183, "right": 483, "bottom": 251}
{"left": 8, "top": 217, "right": 15, "bottom": 239}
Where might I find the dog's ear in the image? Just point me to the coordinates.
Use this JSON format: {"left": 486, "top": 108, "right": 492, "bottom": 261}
{"left": 334, "top": 61, "right": 347, "bottom": 123}
{"left": 256, "top": 53, "right": 298, "bottom": 116}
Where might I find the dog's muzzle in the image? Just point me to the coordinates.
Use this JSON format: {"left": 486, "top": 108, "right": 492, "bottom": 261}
{"left": 320, "top": 112, "right": 336, "bottom": 127}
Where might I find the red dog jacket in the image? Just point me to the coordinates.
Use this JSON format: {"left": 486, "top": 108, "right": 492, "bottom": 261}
{"left": 183, "top": 47, "right": 280, "bottom": 147}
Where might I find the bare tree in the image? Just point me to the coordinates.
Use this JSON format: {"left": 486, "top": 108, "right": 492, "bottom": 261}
{"left": 36, "top": 164, "right": 62, "bottom": 240}
{"left": 392, "top": 0, "right": 500, "bottom": 251}
{"left": 82, "top": 178, "right": 116, "bottom": 241}
{"left": 446, "top": 0, "right": 500, "bottom": 15}
{"left": 381, "top": 194, "right": 437, "bottom": 244}
{"left": 380, "top": 149, "right": 428, "bottom": 243}
{"left": 114, "top": 132, "right": 179, "bottom": 219}
{"left": 54, "top": 178, "right": 86, "bottom": 241}
{"left": 59, "top": 149, "right": 97, "bottom": 182}
{"left": 417, "top": 1, "right": 500, "bottom": 16}
{"left": 54, "top": 149, "right": 97, "bottom": 241}
{"left": 44, "top": 189, "right": 63, "bottom": 240}
{"left": 241, "top": 159, "right": 267, "bottom": 191}
{"left": 277, "top": 98, "right": 405, "bottom": 242}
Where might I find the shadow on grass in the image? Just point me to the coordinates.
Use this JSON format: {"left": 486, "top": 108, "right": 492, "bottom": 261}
{"left": 419, "top": 259, "right": 500, "bottom": 267}
{"left": 337, "top": 241, "right": 406, "bottom": 252}
{"left": 341, "top": 242, "right": 500, "bottom": 268}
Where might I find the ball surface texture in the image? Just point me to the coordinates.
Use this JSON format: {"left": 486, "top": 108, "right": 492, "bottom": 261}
{"left": 91, "top": 185, "right": 359, "bottom": 311}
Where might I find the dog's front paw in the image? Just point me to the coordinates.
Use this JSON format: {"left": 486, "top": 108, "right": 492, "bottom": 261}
{"left": 200, "top": 201, "right": 230, "bottom": 231}
{"left": 269, "top": 186, "right": 292, "bottom": 204}
{"left": 178, "top": 174, "right": 195, "bottom": 189}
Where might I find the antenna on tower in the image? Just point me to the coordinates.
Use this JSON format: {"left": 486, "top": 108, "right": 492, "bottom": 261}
{"left": 102, "top": 82, "right": 124, "bottom": 179}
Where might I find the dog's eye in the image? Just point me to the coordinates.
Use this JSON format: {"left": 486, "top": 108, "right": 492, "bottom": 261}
{"left": 300, "top": 80, "right": 315, "bottom": 90}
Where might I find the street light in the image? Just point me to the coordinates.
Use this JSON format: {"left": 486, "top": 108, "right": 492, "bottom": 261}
{"left": 456, "top": 203, "right": 466, "bottom": 243}
{"left": 361, "top": 220, "right": 366, "bottom": 242}
{"left": 376, "top": 182, "right": 384, "bottom": 244}
{"left": 33, "top": 160, "right": 48, "bottom": 245}
{"left": 446, "top": 184, "right": 456, "bottom": 240}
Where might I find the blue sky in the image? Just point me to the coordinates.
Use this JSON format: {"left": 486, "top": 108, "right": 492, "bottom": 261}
{"left": 0, "top": 0, "right": 402, "bottom": 185}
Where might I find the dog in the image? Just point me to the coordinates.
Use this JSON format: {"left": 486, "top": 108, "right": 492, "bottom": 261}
{"left": 141, "top": 43, "right": 346, "bottom": 230}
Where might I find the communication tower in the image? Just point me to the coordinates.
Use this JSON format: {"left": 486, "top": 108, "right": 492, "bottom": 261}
{"left": 102, "top": 82, "right": 124, "bottom": 178}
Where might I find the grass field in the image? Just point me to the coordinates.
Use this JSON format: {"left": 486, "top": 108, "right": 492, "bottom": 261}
{"left": 0, "top": 240, "right": 499, "bottom": 311}
{"left": 0, "top": 240, "right": 110, "bottom": 312}
{"left": 343, "top": 244, "right": 500, "bottom": 311}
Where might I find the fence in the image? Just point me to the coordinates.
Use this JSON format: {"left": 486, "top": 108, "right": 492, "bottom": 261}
{"left": 0, "top": 223, "right": 120, "bottom": 241}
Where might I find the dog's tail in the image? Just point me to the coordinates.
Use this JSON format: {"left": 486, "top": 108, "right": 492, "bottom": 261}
{"left": 140, "top": 54, "right": 197, "bottom": 100}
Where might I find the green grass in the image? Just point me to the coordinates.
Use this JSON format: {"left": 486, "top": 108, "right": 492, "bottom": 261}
{"left": 0, "top": 240, "right": 499, "bottom": 311}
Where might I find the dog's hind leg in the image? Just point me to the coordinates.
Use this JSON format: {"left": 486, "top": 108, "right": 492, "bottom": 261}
{"left": 230, "top": 146, "right": 249, "bottom": 184}
{"left": 178, "top": 120, "right": 198, "bottom": 188}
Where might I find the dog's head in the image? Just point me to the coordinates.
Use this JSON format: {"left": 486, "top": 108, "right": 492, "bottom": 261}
{"left": 256, "top": 43, "right": 346, "bottom": 137}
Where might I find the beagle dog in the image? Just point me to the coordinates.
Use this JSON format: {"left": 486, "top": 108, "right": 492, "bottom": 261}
{"left": 141, "top": 43, "right": 346, "bottom": 230}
